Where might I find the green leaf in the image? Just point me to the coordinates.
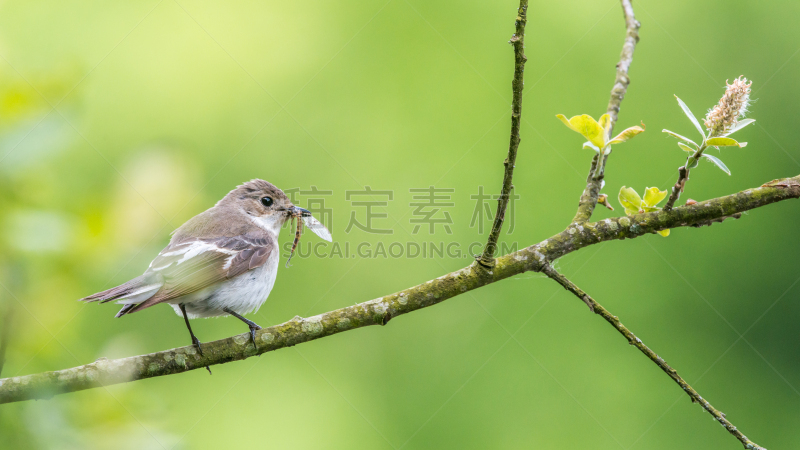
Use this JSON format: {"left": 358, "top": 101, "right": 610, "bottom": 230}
{"left": 674, "top": 95, "right": 706, "bottom": 139}
{"left": 687, "top": 156, "right": 699, "bottom": 169}
{"left": 556, "top": 114, "right": 606, "bottom": 149}
{"left": 702, "top": 153, "right": 731, "bottom": 175}
{"left": 618, "top": 186, "right": 642, "bottom": 214}
{"left": 724, "top": 118, "right": 756, "bottom": 136}
{"left": 663, "top": 129, "right": 699, "bottom": 148}
{"left": 678, "top": 143, "right": 695, "bottom": 153}
{"left": 556, "top": 114, "right": 576, "bottom": 131}
{"left": 643, "top": 187, "right": 668, "bottom": 207}
{"left": 706, "top": 137, "right": 744, "bottom": 147}
{"left": 608, "top": 124, "right": 645, "bottom": 145}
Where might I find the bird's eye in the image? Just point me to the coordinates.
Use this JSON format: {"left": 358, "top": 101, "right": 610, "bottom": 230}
{"left": 260, "top": 197, "right": 273, "bottom": 207}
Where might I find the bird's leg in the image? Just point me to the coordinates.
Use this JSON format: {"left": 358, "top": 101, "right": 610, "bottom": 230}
{"left": 180, "top": 303, "right": 211, "bottom": 375}
{"left": 223, "top": 307, "right": 262, "bottom": 349}
{"left": 179, "top": 303, "right": 204, "bottom": 354}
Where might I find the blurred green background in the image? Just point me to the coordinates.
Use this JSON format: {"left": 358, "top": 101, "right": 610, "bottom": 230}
{"left": 1, "top": 0, "right": 799, "bottom": 448}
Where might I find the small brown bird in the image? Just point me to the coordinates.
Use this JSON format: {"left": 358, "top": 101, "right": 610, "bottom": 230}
{"left": 80, "top": 179, "right": 331, "bottom": 354}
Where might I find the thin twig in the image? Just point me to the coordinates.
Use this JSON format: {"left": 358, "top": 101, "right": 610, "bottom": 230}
{"left": 542, "top": 264, "right": 766, "bottom": 450}
{"left": 665, "top": 143, "right": 711, "bottom": 210}
{"left": 1, "top": 177, "right": 798, "bottom": 404}
{"left": 665, "top": 165, "right": 690, "bottom": 210}
{"left": 479, "top": 0, "right": 528, "bottom": 268}
{"left": 572, "top": 0, "right": 640, "bottom": 224}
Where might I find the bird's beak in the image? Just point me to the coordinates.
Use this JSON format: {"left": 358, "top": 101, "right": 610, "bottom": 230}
{"left": 289, "top": 206, "right": 311, "bottom": 217}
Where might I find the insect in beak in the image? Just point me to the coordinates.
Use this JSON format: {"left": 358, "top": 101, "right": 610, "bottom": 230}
{"left": 285, "top": 207, "right": 332, "bottom": 267}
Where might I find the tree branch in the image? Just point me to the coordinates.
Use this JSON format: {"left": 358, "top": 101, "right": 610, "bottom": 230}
{"left": 479, "top": 0, "right": 528, "bottom": 268}
{"left": 571, "top": 0, "right": 640, "bottom": 224}
{"left": 542, "top": 264, "right": 766, "bottom": 450}
{"left": 1, "top": 176, "right": 797, "bottom": 404}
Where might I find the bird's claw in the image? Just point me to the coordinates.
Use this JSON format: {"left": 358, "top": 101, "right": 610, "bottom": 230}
{"left": 191, "top": 336, "right": 204, "bottom": 356}
{"left": 249, "top": 324, "right": 262, "bottom": 349}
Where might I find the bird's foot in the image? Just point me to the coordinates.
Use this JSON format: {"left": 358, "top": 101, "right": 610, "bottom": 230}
{"left": 191, "top": 335, "right": 205, "bottom": 356}
{"left": 222, "top": 307, "right": 262, "bottom": 351}
{"left": 190, "top": 336, "right": 211, "bottom": 374}
{"left": 248, "top": 324, "right": 262, "bottom": 349}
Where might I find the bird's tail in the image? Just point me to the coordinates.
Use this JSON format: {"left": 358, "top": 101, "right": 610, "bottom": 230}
{"left": 79, "top": 276, "right": 161, "bottom": 317}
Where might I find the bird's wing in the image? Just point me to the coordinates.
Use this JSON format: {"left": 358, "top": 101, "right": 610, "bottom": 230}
{"left": 126, "top": 234, "right": 274, "bottom": 313}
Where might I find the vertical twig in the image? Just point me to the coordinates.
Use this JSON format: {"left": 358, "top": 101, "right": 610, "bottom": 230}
{"left": 571, "top": 0, "right": 640, "bottom": 224}
{"left": 665, "top": 130, "right": 711, "bottom": 211}
{"left": 665, "top": 165, "right": 690, "bottom": 210}
{"left": 479, "top": 0, "right": 529, "bottom": 268}
{"left": 542, "top": 264, "right": 765, "bottom": 450}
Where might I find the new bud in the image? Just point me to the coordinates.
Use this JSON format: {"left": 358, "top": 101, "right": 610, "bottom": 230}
{"left": 704, "top": 76, "right": 752, "bottom": 137}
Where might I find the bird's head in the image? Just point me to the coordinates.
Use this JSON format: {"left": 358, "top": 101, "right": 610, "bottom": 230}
{"left": 222, "top": 179, "right": 309, "bottom": 234}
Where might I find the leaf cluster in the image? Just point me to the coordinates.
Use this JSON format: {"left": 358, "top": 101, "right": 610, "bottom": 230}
{"left": 663, "top": 96, "right": 754, "bottom": 175}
